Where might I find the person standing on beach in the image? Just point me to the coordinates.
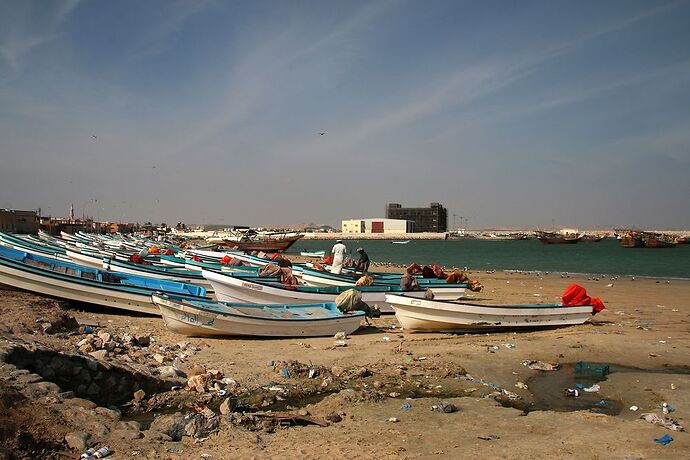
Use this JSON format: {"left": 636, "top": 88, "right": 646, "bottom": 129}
{"left": 330, "top": 239, "right": 347, "bottom": 274}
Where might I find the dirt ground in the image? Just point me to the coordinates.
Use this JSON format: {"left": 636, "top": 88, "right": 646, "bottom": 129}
{"left": 1, "top": 269, "right": 689, "bottom": 459}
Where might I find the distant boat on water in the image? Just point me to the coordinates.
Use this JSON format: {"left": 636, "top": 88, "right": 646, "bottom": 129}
{"left": 208, "top": 230, "right": 303, "bottom": 252}
{"left": 390, "top": 240, "right": 410, "bottom": 245}
{"left": 300, "top": 250, "right": 326, "bottom": 257}
{"left": 534, "top": 231, "right": 582, "bottom": 244}
{"left": 617, "top": 230, "right": 676, "bottom": 248}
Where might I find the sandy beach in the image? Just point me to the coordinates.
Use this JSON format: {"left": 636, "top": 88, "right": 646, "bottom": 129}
{"left": 1, "top": 268, "right": 689, "bottom": 459}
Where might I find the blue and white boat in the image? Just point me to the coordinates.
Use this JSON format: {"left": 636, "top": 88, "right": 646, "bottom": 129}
{"left": 0, "top": 246, "right": 206, "bottom": 315}
{"left": 152, "top": 293, "right": 364, "bottom": 337}
{"left": 202, "top": 269, "right": 467, "bottom": 313}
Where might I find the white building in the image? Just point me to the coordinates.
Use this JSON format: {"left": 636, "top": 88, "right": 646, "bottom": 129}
{"left": 341, "top": 218, "right": 413, "bottom": 234}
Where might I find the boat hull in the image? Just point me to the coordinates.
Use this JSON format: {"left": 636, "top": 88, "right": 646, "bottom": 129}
{"left": 215, "top": 235, "right": 303, "bottom": 252}
{"left": 0, "top": 262, "right": 159, "bottom": 315}
{"left": 385, "top": 294, "right": 592, "bottom": 332}
{"left": 153, "top": 295, "right": 363, "bottom": 337}
{"left": 202, "top": 270, "right": 465, "bottom": 313}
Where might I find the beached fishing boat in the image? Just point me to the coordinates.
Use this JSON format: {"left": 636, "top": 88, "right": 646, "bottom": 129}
{"left": 300, "top": 250, "right": 326, "bottom": 257}
{"left": 384, "top": 294, "right": 595, "bottom": 332}
{"left": 0, "top": 246, "right": 206, "bottom": 315}
{"left": 202, "top": 270, "right": 466, "bottom": 312}
{"left": 299, "top": 266, "right": 467, "bottom": 289}
{"left": 209, "top": 230, "right": 304, "bottom": 252}
{"left": 152, "top": 293, "right": 364, "bottom": 337}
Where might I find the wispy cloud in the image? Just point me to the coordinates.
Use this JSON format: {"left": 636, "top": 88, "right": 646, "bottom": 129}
{"left": 0, "top": 0, "right": 80, "bottom": 71}
{"left": 300, "top": 2, "right": 687, "bottom": 152}
{"left": 172, "top": 0, "right": 400, "bottom": 155}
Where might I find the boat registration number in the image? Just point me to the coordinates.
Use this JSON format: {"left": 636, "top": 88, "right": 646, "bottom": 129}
{"left": 242, "top": 282, "right": 263, "bottom": 291}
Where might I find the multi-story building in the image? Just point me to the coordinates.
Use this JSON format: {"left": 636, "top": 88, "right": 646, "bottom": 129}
{"left": 0, "top": 209, "right": 39, "bottom": 234}
{"left": 385, "top": 202, "right": 448, "bottom": 233}
{"left": 341, "top": 218, "right": 413, "bottom": 234}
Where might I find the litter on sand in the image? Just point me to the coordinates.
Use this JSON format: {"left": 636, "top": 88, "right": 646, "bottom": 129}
{"left": 654, "top": 433, "right": 673, "bottom": 445}
{"left": 641, "top": 413, "right": 684, "bottom": 432}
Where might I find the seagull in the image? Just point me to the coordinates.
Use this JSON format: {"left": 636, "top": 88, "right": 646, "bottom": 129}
{"left": 92, "top": 135, "right": 97, "bottom": 139}
{"left": 318, "top": 132, "right": 326, "bottom": 135}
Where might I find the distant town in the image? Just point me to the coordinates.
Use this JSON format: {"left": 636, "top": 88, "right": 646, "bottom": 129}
{"left": 1, "top": 203, "right": 687, "bottom": 240}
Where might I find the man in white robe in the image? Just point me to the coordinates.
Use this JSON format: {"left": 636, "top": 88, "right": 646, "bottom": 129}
{"left": 330, "top": 239, "right": 347, "bottom": 274}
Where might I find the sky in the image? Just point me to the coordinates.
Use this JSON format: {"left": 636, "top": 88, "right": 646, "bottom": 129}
{"left": 1, "top": 0, "right": 689, "bottom": 229}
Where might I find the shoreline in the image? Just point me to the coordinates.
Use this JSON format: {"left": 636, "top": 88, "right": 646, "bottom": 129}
{"left": 1, "top": 269, "right": 689, "bottom": 458}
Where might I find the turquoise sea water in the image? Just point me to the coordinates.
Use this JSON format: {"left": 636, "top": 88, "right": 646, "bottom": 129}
{"left": 288, "top": 239, "right": 690, "bottom": 279}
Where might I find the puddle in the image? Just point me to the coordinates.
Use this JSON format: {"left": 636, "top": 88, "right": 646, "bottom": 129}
{"left": 500, "top": 362, "right": 690, "bottom": 415}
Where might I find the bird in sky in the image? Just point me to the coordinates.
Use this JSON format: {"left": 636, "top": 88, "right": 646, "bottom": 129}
{"left": 91, "top": 135, "right": 97, "bottom": 139}
{"left": 318, "top": 132, "right": 326, "bottom": 135}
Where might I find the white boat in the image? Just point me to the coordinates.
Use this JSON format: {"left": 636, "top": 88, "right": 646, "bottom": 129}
{"left": 384, "top": 294, "right": 594, "bottom": 332}
{"left": 0, "top": 246, "right": 206, "bottom": 315}
{"left": 300, "top": 250, "right": 326, "bottom": 257}
{"left": 390, "top": 240, "right": 410, "bottom": 244}
{"left": 153, "top": 293, "right": 364, "bottom": 337}
{"left": 202, "top": 270, "right": 467, "bottom": 312}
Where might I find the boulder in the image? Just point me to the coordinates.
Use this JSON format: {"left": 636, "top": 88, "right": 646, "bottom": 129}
{"left": 64, "top": 431, "right": 90, "bottom": 451}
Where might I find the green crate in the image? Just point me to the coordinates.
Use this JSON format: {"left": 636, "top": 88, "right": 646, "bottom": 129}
{"left": 574, "top": 361, "right": 610, "bottom": 377}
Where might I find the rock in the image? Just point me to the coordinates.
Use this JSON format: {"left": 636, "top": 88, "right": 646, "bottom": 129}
{"left": 103, "top": 341, "right": 117, "bottom": 352}
{"left": 65, "top": 397, "right": 97, "bottom": 410}
{"left": 64, "top": 431, "right": 90, "bottom": 451}
{"left": 97, "top": 332, "right": 111, "bottom": 343}
{"left": 219, "top": 397, "right": 237, "bottom": 415}
{"left": 331, "top": 366, "right": 344, "bottom": 377}
{"left": 354, "top": 367, "right": 370, "bottom": 378}
{"left": 89, "top": 350, "right": 108, "bottom": 360}
{"left": 187, "top": 373, "right": 212, "bottom": 393}
{"left": 87, "top": 421, "right": 110, "bottom": 437}
{"left": 86, "top": 382, "right": 100, "bottom": 396}
{"left": 135, "top": 335, "right": 151, "bottom": 347}
{"left": 76, "top": 337, "right": 92, "bottom": 347}
{"left": 153, "top": 353, "right": 166, "bottom": 364}
{"left": 188, "top": 365, "right": 207, "bottom": 376}
{"left": 326, "top": 412, "right": 342, "bottom": 423}
{"left": 435, "top": 401, "right": 458, "bottom": 413}
{"left": 0, "top": 447, "right": 19, "bottom": 460}
{"left": 149, "top": 413, "right": 186, "bottom": 442}
{"left": 142, "top": 430, "right": 172, "bottom": 441}
{"left": 158, "top": 366, "right": 181, "bottom": 380}
{"left": 79, "top": 344, "right": 95, "bottom": 353}
{"left": 111, "top": 429, "right": 143, "bottom": 440}
{"left": 93, "top": 338, "right": 103, "bottom": 349}
{"left": 21, "top": 381, "right": 61, "bottom": 399}
{"left": 94, "top": 406, "right": 121, "bottom": 421}
{"left": 334, "top": 331, "right": 347, "bottom": 340}
{"left": 133, "top": 389, "right": 146, "bottom": 401}
{"left": 116, "top": 420, "right": 142, "bottom": 431}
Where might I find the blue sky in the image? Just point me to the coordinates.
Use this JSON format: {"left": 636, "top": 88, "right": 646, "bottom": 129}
{"left": 1, "top": 0, "right": 689, "bottom": 229}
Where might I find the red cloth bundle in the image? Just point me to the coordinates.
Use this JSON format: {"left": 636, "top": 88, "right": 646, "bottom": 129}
{"left": 220, "top": 255, "right": 233, "bottom": 265}
{"left": 562, "top": 284, "right": 605, "bottom": 315}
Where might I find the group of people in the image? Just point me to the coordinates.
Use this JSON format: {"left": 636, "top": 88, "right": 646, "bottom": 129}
{"left": 330, "top": 240, "right": 369, "bottom": 275}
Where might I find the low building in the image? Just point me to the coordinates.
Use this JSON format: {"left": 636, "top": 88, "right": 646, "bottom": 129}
{"left": 341, "top": 218, "right": 413, "bottom": 234}
{"left": 0, "top": 209, "right": 39, "bottom": 234}
{"left": 386, "top": 202, "right": 448, "bottom": 233}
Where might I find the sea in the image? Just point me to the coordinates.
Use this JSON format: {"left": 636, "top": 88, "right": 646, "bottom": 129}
{"left": 289, "top": 238, "right": 690, "bottom": 279}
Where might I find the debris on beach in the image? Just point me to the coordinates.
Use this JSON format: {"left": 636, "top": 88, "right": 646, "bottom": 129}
{"left": 653, "top": 433, "right": 673, "bottom": 445}
{"left": 640, "top": 413, "right": 684, "bottom": 432}
{"left": 522, "top": 360, "right": 560, "bottom": 371}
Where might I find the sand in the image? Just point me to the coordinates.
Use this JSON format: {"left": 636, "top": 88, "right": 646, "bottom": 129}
{"left": 1, "top": 269, "right": 689, "bottom": 459}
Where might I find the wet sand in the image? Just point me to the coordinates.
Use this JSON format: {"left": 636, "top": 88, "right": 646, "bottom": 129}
{"left": 1, "top": 269, "right": 689, "bottom": 459}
